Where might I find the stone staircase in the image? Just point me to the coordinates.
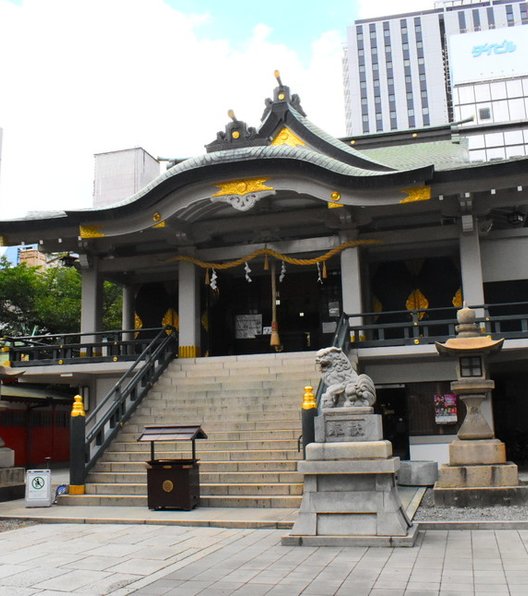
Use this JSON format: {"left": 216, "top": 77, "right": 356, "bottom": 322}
{"left": 60, "top": 351, "right": 319, "bottom": 508}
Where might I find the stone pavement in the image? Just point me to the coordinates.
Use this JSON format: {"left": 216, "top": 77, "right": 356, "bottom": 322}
{"left": 0, "top": 524, "right": 528, "bottom": 595}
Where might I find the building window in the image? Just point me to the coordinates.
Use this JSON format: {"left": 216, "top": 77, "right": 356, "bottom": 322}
{"left": 479, "top": 107, "right": 491, "bottom": 120}
{"left": 487, "top": 6, "right": 495, "bottom": 28}
{"left": 506, "top": 4, "right": 515, "bottom": 26}
{"left": 472, "top": 9, "right": 481, "bottom": 30}
{"left": 362, "top": 115, "right": 369, "bottom": 122}
{"left": 458, "top": 11, "right": 467, "bottom": 32}
{"left": 521, "top": 3, "right": 528, "bottom": 24}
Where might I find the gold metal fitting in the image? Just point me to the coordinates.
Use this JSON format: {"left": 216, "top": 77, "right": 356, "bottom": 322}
{"left": 71, "top": 395, "right": 86, "bottom": 417}
{"left": 413, "top": 339, "right": 420, "bottom": 345}
{"left": 232, "top": 130, "right": 240, "bottom": 139}
{"left": 152, "top": 212, "right": 161, "bottom": 223}
{"left": 302, "top": 385, "right": 317, "bottom": 410}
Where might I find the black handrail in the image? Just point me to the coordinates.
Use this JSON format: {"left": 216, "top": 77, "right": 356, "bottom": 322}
{"left": 3, "top": 327, "right": 167, "bottom": 367}
{"left": 76, "top": 326, "right": 178, "bottom": 480}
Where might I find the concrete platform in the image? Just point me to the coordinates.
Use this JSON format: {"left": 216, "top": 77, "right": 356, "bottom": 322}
{"left": 0, "top": 483, "right": 423, "bottom": 530}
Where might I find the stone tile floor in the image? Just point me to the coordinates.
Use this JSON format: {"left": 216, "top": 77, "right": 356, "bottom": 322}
{"left": 0, "top": 524, "right": 527, "bottom": 594}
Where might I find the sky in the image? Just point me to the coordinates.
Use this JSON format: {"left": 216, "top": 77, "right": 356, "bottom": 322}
{"left": 0, "top": 0, "right": 437, "bottom": 218}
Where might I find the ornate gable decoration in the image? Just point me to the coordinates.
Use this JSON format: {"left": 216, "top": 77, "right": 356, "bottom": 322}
{"left": 211, "top": 178, "right": 275, "bottom": 211}
{"left": 205, "top": 110, "right": 267, "bottom": 153}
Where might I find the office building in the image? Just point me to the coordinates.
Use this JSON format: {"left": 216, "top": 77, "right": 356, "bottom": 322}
{"left": 344, "top": 0, "right": 528, "bottom": 160}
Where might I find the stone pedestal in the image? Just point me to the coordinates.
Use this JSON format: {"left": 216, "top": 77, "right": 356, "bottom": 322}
{"left": 283, "top": 410, "right": 417, "bottom": 547}
{"left": 0, "top": 441, "right": 25, "bottom": 502}
{"left": 433, "top": 438, "right": 528, "bottom": 506}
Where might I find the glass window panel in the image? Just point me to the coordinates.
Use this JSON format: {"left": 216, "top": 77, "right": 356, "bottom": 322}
{"left": 468, "top": 134, "right": 485, "bottom": 149}
{"left": 504, "top": 129, "right": 524, "bottom": 144}
{"left": 485, "top": 132, "right": 504, "bottom": 147}
{"left": 470, "top": 149, "right": 486, "bottom": 161}
{"left": 477, "top": 105, "right": 492, "bottom": 121}
{"left": 505, "top": 145, "right": 526, "bottom": 158}
{"left": 509, "top": 98, "right": 526, "bottom": 120}
{"left": 490, "top": 81, "right": 507, "bottom": 99}
{"left": 493, "top": 100, "right": 509, "bottom": 122}
{"left": 506, "top": 79, "right": 523, "bottom": 97}
{"left": 486, "top": 147, "right": 506, "bottom": 160}
{"left": 457, "top": 86, "right": 475, "bottom": 104}
{"left": 474, "top": 84, "right": 491, "bottom": 102}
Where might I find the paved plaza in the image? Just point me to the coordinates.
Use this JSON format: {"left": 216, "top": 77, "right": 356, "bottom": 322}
{"left": 0, "top": 524, "right": 527, "bottom": 595}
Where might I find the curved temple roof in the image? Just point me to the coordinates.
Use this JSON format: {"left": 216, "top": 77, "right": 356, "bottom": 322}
{"left": 1, "top": 73, "right": 528, "bottom": 252}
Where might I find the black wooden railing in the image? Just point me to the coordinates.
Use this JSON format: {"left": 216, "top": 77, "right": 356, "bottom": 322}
{"left": 3, "top": 327, "right": 167, "bottom": 367}
{"left": 347, "top": 301, "right": 528, "bottom": 348}
{"left": 69, "top": 326, "right": 178, "bottom": 484}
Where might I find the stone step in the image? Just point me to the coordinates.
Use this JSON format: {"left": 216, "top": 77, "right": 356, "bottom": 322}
{"left": 122, "top": 420, "right": 301, "bottom": 433}
{"left": 59, "top": 494, "right": 302, "bottom": 508}
{"left": 94, "top": 460, "right": 300, "bottom": 473}
{"left": 87, "top": 470, "right": 302, "bottom": 484}
{"left": 152, "top": 379, "right": 316, "bottom": 390}
{"left": 85, "top": 482, "right": 303, "bottom": 497}
{"left": 108, "top": 439, "right": 299, "bottom": 453}
{"left": 134, "top": 400, "right": 301, "bottom": 418}
{"left": 68, "top": 351, "right": 317, "bottom": 510}
{"left": 143, "top": 392, "right": 308, "bottom": 403}
{"left": 128, "top": 413, "right": 301, "bottom": 425}
{"left": 117, "top": 429, "right": 300, "bottom": 442}
{"left": 99, "top": 449, "right": 302, "bottom": 463}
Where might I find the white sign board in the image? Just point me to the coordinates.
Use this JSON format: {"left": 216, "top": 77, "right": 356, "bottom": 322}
{"left": 25, "top": 469, "right": 52, "bottom": 507}
{"left": 235, "top": 314, "right": 262, "bottom": 339}
{"left": 448, "top": 26, "right": 528, "bottom": 84}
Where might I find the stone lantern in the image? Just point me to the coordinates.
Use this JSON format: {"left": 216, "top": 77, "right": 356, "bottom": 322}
{"left": 434, "top": 305, "right": 526, "bottom": 506}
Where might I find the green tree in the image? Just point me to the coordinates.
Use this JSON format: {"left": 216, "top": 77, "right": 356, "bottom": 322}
{"left": 0, "top": 257, "right": 122, "bottom": 336}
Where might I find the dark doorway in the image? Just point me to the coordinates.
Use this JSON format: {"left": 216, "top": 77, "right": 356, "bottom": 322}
{"left": 375, "top": 386, "right": 410, "bottom": 459}
{"left": 205, "top": 269, "right": 342, "bottom": 356}
{"left": 492, "top": 369, "right": 528, "bottom": 466}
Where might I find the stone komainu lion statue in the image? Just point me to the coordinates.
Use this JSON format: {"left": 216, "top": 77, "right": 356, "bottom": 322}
{"left": 316, "top": 346, "right": 376, "bottom": 409}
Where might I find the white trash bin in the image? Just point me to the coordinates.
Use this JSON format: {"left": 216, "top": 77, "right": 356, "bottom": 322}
{"left": 25, "top": 469, "right": 52, "bottom": 507}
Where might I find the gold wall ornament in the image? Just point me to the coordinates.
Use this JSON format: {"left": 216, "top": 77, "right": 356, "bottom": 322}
{"left": 152, "top": 212, "right": 162, "bottom": 222}
{"left": 232, "top": 130, "right": 240, "bottom": 139}
{"left": 162, "top": 307, "right": 179, "bottom": 330}
{"left": 212, "top": 178, "right": 273, "bottom": 198}
{"left": 328, "top": 191, "right": 344, "bottom": 209}
{"left": 452, "top": 288, "right": 463, "bottom": 308}
{"left": 79, "top": 225, "right": 105, "bottom": 239}
{"left": 152, "top": 221, "right": 166, "bottom": 229}
{"left": 406, "top": 289, "right": 429, "bottom": 320}
{"left": 270, "top": 126, "right": 306, "bottom": 147}
{"left": 400, "top": 185, "right": 432, "bottom": 204}
{"left": 71, "top": 395, "right": 86, "bottom": 417}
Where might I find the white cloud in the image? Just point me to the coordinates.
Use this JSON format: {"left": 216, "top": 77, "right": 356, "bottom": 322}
{"left": 0, "top": 0, "right": 345, "bottom": 218}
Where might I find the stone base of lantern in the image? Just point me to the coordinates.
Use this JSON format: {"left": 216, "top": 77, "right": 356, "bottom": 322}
{"left": 433, "top": 438, "right": 528, "bottom": 506}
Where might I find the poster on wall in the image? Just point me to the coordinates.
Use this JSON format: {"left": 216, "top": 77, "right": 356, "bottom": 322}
{"left": 434, "top": 393, "right": 458, "bottom": 424}
{"left": 235, "top": 314, "right": 262, "bottom": 339}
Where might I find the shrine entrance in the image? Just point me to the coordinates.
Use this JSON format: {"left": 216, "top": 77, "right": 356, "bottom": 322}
{"left": 204, "top": 269, "right": 342, "bottom": 356}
